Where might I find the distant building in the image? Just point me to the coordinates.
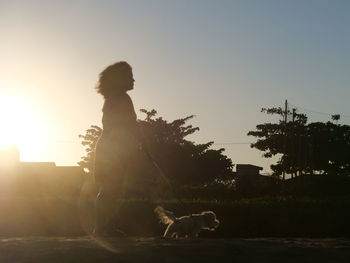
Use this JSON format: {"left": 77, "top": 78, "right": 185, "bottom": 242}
{"left": 0, "top": 146, "right": 85, "bottom": 197}
{"left": 236, "top": 164, "right": 263, "bottom": 177}
{"left": 235, "top": 164, "right": 264, "bottom": 197}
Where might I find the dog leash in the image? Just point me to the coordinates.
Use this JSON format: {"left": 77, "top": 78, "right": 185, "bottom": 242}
{"left": 145, "top": 151, "right": 190, "bottom": 214}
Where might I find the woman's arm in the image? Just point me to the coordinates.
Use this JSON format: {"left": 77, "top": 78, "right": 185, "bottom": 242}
{"left": 120, "top": 94, "right": 149, "bottom": 153}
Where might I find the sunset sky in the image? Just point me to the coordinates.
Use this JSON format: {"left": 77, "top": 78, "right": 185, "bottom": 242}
{"left": 1, "top": 0, "right": 350, "bottom": 172}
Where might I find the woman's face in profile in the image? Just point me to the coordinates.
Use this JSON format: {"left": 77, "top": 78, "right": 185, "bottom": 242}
{"left": 118, "top": 70, "right": 134, "bottom": 91}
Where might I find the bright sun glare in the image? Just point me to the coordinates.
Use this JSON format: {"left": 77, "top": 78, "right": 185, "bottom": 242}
{"left": 0, "top": 95, "right": 48, "bottom": 161}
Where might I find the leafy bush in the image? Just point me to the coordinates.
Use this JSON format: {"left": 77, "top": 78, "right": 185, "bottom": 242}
{"left": 112, "top": 197, "right": 350, "bottom": 237}
{"left": 2, "top": 196, "right": 350, "bottom": 237}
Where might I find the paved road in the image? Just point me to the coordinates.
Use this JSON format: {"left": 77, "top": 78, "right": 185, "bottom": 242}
{"left": 0, "top": 237, "right": 349, "bottom": 263}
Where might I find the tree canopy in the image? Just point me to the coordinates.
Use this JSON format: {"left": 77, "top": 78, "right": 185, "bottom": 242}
{"left": 79, "top": 109, "right": 234, "bottom": 186}
{"left": 248, "top": 107, "right": 350, "bottom": 177}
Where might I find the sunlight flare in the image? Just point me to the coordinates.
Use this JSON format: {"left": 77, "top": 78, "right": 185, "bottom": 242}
{"left": 0, "top": 94, "right": 48, "bottom": 161}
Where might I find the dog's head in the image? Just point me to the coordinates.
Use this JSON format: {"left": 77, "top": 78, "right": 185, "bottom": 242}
{"left": 200, "top": 211, "right": 220, "bottom": 231}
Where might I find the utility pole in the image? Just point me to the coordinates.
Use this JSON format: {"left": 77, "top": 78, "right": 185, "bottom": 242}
{"left": 292, "top": 108, "right": 296, "bottom": 179}
{"left": 284, "top": 100, "right": 288, "bottom": 122}
{"left": 283, "top": 100, "right": 288, "bottom": 180}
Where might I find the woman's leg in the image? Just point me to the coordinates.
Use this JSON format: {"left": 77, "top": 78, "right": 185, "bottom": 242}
{"left": 94, "top": 163, "right": 127, "bottom": 236}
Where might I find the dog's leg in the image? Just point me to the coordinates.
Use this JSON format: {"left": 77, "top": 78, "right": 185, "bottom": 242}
{"left": 163, "top": 223, "right": 175, "bottom": 238}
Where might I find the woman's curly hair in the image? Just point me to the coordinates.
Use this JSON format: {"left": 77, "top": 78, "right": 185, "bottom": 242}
{"left": 96, "top": 61, "right": 132, "bottom": 99}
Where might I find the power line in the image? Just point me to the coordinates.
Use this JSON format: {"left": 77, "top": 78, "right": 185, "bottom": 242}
{"left": 44, "top": 139, "right": 254, "bottom": 145}
{"left": 212, "top": 142, "right": 252, "bottom": 145}
{"left": 47, "top": 140, "right": 79, "bottom": 143}
{"left": 27, "top": 101, "right": 350, "bottom": 146}
{"left": 289, "top": 102, "right": 350, "bottom": 118}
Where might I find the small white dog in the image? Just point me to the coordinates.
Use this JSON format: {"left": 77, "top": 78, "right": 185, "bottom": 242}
{"left": 154, "top": 206, "right": 219, "bottom": 238}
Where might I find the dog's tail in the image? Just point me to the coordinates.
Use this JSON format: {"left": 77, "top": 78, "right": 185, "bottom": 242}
{"left": 154, "top": 206, "right": 176, "bottom": 225}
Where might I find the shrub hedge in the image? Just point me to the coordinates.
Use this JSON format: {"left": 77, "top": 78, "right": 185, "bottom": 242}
{"left": 1, "top": 196, "right": 349, "bottom": 237}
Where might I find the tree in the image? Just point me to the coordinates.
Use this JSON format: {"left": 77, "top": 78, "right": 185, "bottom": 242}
{"left": 247, "top": 107, "right": 307, "bottom": 177}
{"left": 248, "top": 106, "right": 350, "bottom": 177}
{"left": 79, "top": 109, "right": 234, "bottom": 186}
{"left": 307, "top": 121, "right": 350, "bottom": 175}
{"left": 331, "top": 114, "right": 340, "bottom": 123}
{"left": 78, "top": 125, "right": 102, "bottom": 172}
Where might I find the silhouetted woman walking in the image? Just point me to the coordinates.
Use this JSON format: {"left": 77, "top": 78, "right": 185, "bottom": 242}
{"left": 93, "top": 61, "right": 145, "bottom": 236}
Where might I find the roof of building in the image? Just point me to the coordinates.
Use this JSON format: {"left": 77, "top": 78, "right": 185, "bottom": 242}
{"left": 17, "top": 162, "right": 85, "bottom": 174}
{"left": 18, "top": 162, "right": 56, "bottom": 168}
{"left": 236, "top": 164, "right": 263, "bottom": 170}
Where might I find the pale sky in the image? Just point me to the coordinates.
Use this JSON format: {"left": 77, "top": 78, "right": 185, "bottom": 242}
{"left": 1, "top": 0, "right": 350, "bottom": 173}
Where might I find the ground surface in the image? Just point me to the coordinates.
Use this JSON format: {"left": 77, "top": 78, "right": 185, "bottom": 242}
{"left": 0, "top": 237, "right": 349, "bottom": 263}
